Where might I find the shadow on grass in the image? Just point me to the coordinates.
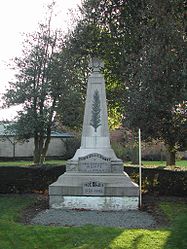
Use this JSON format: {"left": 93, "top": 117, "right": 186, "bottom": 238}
{"left": 131, "top": 234, "right": 144, "bottom": 249}
{"left": 164, "top": 214, "right": 187, "bottom": 249}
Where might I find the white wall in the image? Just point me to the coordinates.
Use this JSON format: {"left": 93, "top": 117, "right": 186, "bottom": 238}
{"left": 0, "top": 137, "right": 67, "bottom": 158}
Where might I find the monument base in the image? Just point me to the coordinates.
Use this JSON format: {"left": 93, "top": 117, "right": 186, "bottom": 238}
{"left": 49, "top": 171, "right": 139, "bottom": 211}
{"left": 49, "top": 196, "right": 139, "bottom": 210}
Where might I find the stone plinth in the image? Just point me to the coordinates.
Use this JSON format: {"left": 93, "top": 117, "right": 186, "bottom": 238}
{"left": 49, "top": 58, "right": 139, "bottom": 210}
{"left": 49, "top": 171, "right": 139, "bottom": 210}
{"left": 49, "top": 172, "right": 139, "bottom": 196}
{"left": 49, "top": 196, "right": 139, "bottom": 211}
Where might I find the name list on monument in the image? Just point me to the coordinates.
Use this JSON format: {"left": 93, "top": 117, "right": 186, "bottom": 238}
{"left": 83, "top": 181, "right": 105, "bottom": 195}
{"left": 78, "top": 153, "right": 111, "bottom": 173}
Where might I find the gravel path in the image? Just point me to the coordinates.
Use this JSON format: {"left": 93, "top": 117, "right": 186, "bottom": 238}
{"left": 31, "top": 209, "right": 156, "bottom": 228}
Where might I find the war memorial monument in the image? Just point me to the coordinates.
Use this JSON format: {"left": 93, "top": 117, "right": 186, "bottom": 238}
{"left": 49, "top": 58, "right": 139, "bottom": 210}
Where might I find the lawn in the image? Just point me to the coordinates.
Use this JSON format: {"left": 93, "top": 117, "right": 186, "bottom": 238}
{"left": 126, "top": 160, "right": 187, "bottom": 168}
{"left": 142, "top": 160, "right": 187, "bottom": 167}
{"left": 0, "top": 195, "right": 186, "bottom": 249}
{"left": 0, "top": 160, "right": 66, "bottom": 167}
{"left": 0, "top": 159, "right": 186, "bottom": 168}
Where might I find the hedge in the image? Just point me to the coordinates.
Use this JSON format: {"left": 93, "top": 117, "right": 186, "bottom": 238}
{"left": 125, "top": 167, "right": 187, "bottom": 196}
{"left": 0, "top": 165, "right": 186, "bottom": 196}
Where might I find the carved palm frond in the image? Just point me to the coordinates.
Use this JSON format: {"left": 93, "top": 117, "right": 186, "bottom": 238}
{"left": 90, "top": 90, "right": 101, "bottom": 132}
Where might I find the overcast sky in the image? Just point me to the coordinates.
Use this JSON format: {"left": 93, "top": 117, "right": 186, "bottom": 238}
{"left": 0, "top": 0, "right": 82, "bottom": 120}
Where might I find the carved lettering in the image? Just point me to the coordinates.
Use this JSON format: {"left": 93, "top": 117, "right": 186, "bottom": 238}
{"left": 78, "top": 153, "right": 111, "bottom": 173}
{"left": 83, "top": 181, "right": 105, "bottom": 196}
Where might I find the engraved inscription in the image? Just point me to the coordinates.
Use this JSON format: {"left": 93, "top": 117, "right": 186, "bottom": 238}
{"left": 83, "top": 181, "right": 105, "bottom": 195}
{"left": 78, "top": 153, "right": 111, "bottom": 173}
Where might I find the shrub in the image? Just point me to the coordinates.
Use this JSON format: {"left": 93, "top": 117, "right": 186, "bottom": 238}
{"left": 142, "top": 152, "right": 166, "bottom": 161}
{"left": 111, "top": 142, "right": 139, "bottom": 163}
{"left": 64, "top": 136, "right": 81, "bottom": 159}
{"left": 111, "top": 142, "right": 128, "bottom": 161}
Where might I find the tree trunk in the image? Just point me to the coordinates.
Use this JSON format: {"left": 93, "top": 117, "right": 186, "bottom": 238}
{"left": 33, "top": 150, "right": 40, "bottom": 165}
{"left": 166, "top": 144, "right": 176, "bottom": 166}
{"left": 13, "top": 143, "right": 16, "bottom": 161}
{"left": 33, "top": 134, "right": 41, "bottom": 165}
{"left": 38, "top": 134, "right": 44, "bottom": 165}
{"left": 40, "top": 138, "right": 50, "bottom": 164}
{"left": 166, "top": 151, "right": 176, "bottom": 166}
{"left": 40, "top": 127, "right": 52, "bottom": 164}
{"left": 40, "top": 98, "right": 56, "bottom": 164}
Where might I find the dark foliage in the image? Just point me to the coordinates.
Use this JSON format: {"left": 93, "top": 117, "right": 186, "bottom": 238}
{"left": 0, "top": 166, "right": 186, "bottom": 196}
{"left": 74, "top": 0, "right": 187, "bottom": 164}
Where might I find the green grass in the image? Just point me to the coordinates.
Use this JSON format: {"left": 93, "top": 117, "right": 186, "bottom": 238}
{"left": 0, "top": 195, "right": 186, "bottom": 249}
{"left": 0, "top": 159, "right": 186, "bottom": 168}
{"left": 0, "top": 160, "right": 66, "bottom": 167}
{"left": 142, "top": 160, "right": 187, "bottom": 167}
{"left": 126, "top": 160, "right": 187, "bottom": 168}
{"left": 159, "top": 202, "right": 187, "bottom": 249}
{"left": 159, "top": 202, "right": 187, "bottom": 223}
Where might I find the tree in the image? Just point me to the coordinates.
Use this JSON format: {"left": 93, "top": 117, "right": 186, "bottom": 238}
{"left": 3, "top": 4, "right": 64, "bottom": 165}
{"left": 73, "top": 0, "right": 187, "bottom": 165}
{"left": 122, "top": 0, "right": 187, "bottom": 165}
{"left": 54, "top": 3, "right": 125, "bottom": 129}
{"left": 54, "top": 43, "right": 89, "bottom": 130}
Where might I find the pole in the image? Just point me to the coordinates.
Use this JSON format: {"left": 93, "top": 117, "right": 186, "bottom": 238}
{"left": 139, "top": 128, "right": 142, "bottom": 208}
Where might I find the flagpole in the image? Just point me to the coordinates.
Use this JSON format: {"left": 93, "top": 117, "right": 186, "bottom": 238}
{"left": 139, "top": 128, "right": 142, "bottom": 208}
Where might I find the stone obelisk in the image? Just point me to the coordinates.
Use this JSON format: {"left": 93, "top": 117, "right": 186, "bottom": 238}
{"left": 72, "top": 58, "right": 118, "bottom": 161}
{"left": 49, "top": 58, "right": 139, "bottom": 210}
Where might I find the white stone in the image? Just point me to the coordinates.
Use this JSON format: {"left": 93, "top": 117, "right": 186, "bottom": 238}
{"left": 50, "top": 196, "right": 139, "bottom": 211}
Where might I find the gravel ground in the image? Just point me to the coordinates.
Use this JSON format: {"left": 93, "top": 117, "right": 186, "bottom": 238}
{"left": 31, "top": 209, "right": 156, "bottom": 228}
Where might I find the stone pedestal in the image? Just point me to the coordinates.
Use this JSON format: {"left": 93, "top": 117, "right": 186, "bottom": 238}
{"left": 49, "top": 172, "right": 139, "bottom": 210}
{"left": 49, "top": 58, "right": 139, "bottom": 210}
